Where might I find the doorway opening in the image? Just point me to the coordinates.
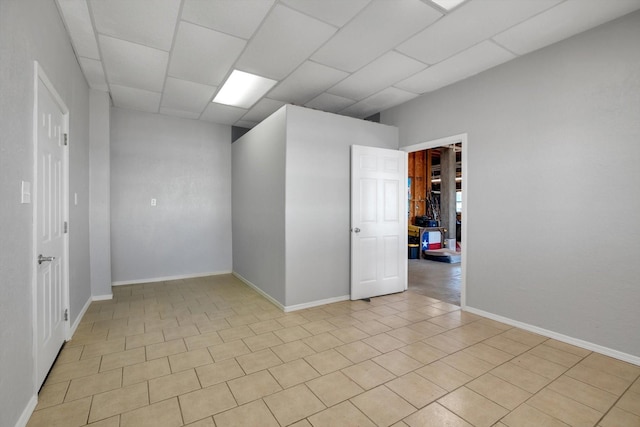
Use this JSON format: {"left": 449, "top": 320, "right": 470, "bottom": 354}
{"left": 401, "top": 134, "right": 467, "bottom": 308}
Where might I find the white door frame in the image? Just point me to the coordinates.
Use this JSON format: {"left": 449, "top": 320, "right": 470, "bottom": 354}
{"left": 31, "top": 61, "right": 71, "bottom": 391}
{"left": 400, "top": 133, "right": 468, "bottom": 308}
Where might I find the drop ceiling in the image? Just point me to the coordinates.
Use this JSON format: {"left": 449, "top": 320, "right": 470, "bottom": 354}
{"left": 56, "top": 0, "right": 640, "bottom": 128}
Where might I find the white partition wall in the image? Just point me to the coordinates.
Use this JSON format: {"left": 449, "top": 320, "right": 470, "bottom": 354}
{"left": 232, "top": 108, "right": 288, "bottom": 305}
{"left": 232, "top": 105, "right": 399, "bottom": 309}
{"left": 285, "top": 107, "right": 399, "bottom": 307}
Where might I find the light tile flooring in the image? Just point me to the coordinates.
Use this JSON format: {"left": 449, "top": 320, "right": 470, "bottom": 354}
{"left": 28, "top": 274, "right": 640, "bottom": 427}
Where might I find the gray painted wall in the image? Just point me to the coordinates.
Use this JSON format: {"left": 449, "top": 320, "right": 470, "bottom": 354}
{"left": 382, "top": 11, "right": 640, "bottom": 357}
{"left": 232, "top": 108, "right": 287, "bottom": 305}
{"left": 90, "top": 90, "right": 112, "bottom": 297}
{"left": 68, "top": 59, "right": 93, "bottom": 330}
{"left": 110, "top": 108, "right": 233, "bottom": 283}
{"left": 0, "top": 1, "right": 92, "bottom": 426}
{"left": 285, "top": 106, "right": 398, "bottom": 306}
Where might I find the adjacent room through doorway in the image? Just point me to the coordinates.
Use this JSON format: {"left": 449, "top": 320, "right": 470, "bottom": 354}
{"left": 403, "top": 135, "right": 466, "bottom": 307}
{"left": 408, "top": 257, "right": 461, "bottom": 305}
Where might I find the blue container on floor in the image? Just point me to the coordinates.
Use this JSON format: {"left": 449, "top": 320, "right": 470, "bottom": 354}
{"left": 408, "top": 244, "right": 420, "bottom": 259}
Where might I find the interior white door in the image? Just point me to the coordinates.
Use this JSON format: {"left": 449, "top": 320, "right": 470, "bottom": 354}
{"left": 351, "top": 145, "right": 407, "bottom": 300}
{"left": 35, "top": 76, "right": 68, "bottom": 389}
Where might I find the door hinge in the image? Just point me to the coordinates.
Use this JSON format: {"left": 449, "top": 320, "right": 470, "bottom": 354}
{"left": 64, "top": 221, "right": 68, "bottom": 233}
{"left": 64, "top": 308, "right": 68, "bottom": 321}
{"left": 63, "top": 133, "right": 68, "bottom": 146}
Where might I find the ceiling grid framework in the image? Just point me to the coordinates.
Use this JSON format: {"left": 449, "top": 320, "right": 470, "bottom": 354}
{"left": 55, "top": 0, "right": 640, "bottom": 128}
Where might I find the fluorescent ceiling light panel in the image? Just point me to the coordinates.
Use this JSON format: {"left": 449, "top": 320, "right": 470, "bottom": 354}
{"left": 213, "top": 70, "right": 277, "bottom": 109}
{"left": 430, "top": 0, "right": 466, "bottom": 11}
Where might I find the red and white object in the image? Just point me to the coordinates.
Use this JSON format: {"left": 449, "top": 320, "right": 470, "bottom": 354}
{"left": 421, "top": 230, "right": 442, "bottom": 250}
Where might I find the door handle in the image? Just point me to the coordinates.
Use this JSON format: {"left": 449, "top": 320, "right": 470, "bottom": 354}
{"left": 352, "top": 228, "right": 361, "bottom": 233}
{"left": 38, "top": 254, "right": 55, "bottom": 265}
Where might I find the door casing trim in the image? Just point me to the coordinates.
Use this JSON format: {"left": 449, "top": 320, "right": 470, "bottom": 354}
{"left": 400, "top": 133, "right": 468, "bottom": 308}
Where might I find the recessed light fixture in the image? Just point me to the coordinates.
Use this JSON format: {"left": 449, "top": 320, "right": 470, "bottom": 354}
{"left": 213, "top": 70, "right": 277, "bottom": 109}
{"left": 430, "top": 0, "right": 467, "bottom": 11}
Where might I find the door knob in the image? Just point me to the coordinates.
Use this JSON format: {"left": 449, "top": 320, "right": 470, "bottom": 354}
{"left": 38, "top": 254, "right": 55, "bottom": 265}
{"left": 353, "top": 228, "right": 361, "bottom": 233}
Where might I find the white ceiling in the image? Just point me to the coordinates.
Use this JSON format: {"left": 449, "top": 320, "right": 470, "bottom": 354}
{"left": 56, "top": 0, "right": 640, "bottom": 128}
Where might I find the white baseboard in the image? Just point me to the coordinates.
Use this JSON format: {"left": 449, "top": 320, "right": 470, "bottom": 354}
{"left": 92, "top": 294, "right": 113, "bottom": 301}
{"left": 284, "top": 295, "right": 350, "bottom": 312}
{"left": 232, "top": 271, "right": 350, "bottom": 313}
{"left": 464, "top": 306, "right": 640, "bottom": 366}
{"left": 15, "top": 394, "right": 37, "bottom": 427}
{"left": 68, "top": 294, "right": 113, "bottom": 339}
{"left": 232, "top": 272, "right": 285, "bottom": 311}
{"left": 25, "top": 293, "right": 115, "bottom": 426}
{"left": 68, "top": 296, "right": 92, "bottom": 339}
{"left": 112, "top": 270, "right": 232, "bottom": 286}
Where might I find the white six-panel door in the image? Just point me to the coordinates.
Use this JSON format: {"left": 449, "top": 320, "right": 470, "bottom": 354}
{"left": 35, "top": 73, "right": 68, "bottom": 390}
{"left": 351, "top": 145, "right": 407, "bottom": 300}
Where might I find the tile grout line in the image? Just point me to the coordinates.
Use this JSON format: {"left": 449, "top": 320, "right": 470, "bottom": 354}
{"left": 29, "top": 277, "right": 640, "bottom": 427}
{"left": 592, "top": 373, "right": 640, "bottom": 427}
{"left": 492, "top": 339, "right": 638, "bottom": 427}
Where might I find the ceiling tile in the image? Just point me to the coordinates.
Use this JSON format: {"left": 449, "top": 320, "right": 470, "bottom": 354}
{"left": 305, "top": 93, "right": 356, "bottom": 113}
{"left": 159, "top": 107, "right": 200, "bottom": 120}
{"left": 99, "top": 35, "right": 169, "bottom": 92}
{"left": 268, "top": 61, "right": 349, "bottom": 105}
{"left": 55, "top": 0, "right": 100, "bottom": 59}
{"left": 161, "top": 77, "right": 217, "bottom": 113}
{"left": 311, "top": 0, "right": 442, "bottom": 72}
{"left": 395, "top": 40, "right": 515, "bottom": 94}
{"left": 78, "top": 57, "right": 108, "bottom": 91}
{"left": 280, "top": 0, "right": 371, "bottom": 27}
{"left": 398, "top": 0, "right": 562, "bottom": 64}
{"left": 62, "top": 0, "right": 640, "bottom": 128}
{"left": 110, "top": 84, "right": 161, "bottom": 113}
{"left": 235, "top": 5, "right": 337, "bottom": 80}
{"left": 89, "top": 0, "right": 180, "bottom": 51}
{"left": 168, "top": 22, "right": 245, "bottom": 86}
{"left": 328, "top": 51, "right": 426, "bottom": 100}
{"left": 340, "top": 87, "right": 418, "bottom": 118}
{"left": 201, "top": 103, "right": 247, "bottom": 125}
{"left": 181, "top": 0, "right": 275, "bottom": 39}
{"left": 493, "top": 0, "right": 640, "bottom": 55}
{"left": 235, "top": 120, "right": 259, "bottom": 129}
{"left": 241, "top": 98, "right": 286, "bottom": 122}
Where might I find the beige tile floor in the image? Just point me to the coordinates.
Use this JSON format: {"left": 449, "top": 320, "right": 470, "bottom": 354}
{"left": 28, "top": 274, "right": 640, "bottom": 427}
